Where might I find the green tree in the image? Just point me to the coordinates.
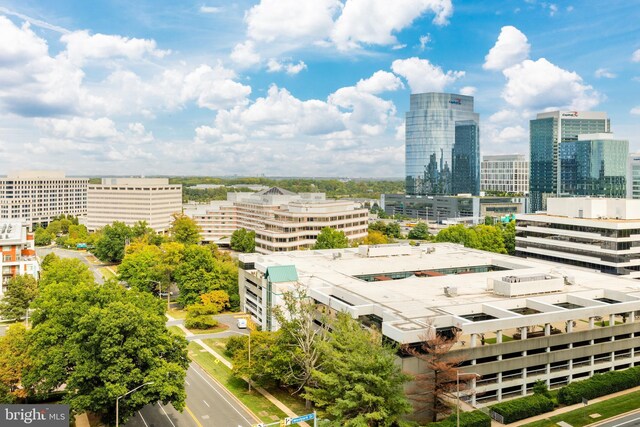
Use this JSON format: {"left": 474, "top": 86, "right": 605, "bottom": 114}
{"left": 408, "top": 222, "right": 430, "bottom": 240}
{"left": 474, "top": 225, "right": 507, "bottom": 254}
{"left": 435, "top": 224, "right": 477, "bottom": 247}
{"left": 39, "top": 258, "right": 95, "bottom": 289}
{"left": 40, "top": 252, "right": 59, "bottom": 270}
{"left": 0, "top": 275, "right": 38, "bottom": 322}
{"left": 232, "top": 331, "right": 292, "bottom": 388}
{"left": 230, "top": 228, "right": 256, "bottom": 253}
{"left": 33, "top": 227, "right": 53, "bottom": 246}
{"left": 386, "top": 222, "right": 402, "bottom": 239}
{"left": 0, "top": 324, "right": 31, "bottom": 402}
{"left": 169, "top": 213, "right": 202, "bottom": 246}
{"left": 118, "top": 244, "right": 165, "bottom": 293}
{"left": 93, "top": 221, "right": 133, "bottom": 263}
{"left": 313, "top": 227, "right": 349, "bottom": 249}
{"left": 199, "top": 290, "right": 230, "bottom": 314}
{"left": 368, "top": 221, "right": 388, "bottom": 234}
{"left": 502, "top": 220, "right": 516, "bottom": 255}
{"left": 25, "top": 272, "right": 188, "bottom": 425}
{"left": 305, "top": 313, "right": 412, "bottom": 426}
{"left": 364, "top": 230, "right": 389, "bottom": 245}
{"left": 46, "top": 220, "right": 62, "bottom": 237}
{"left": 173, "top": 245, "right": 238, "bottom": 308}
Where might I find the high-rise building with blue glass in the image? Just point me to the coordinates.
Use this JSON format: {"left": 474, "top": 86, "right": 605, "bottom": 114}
{"left": 405, "top": 93, "right": 479, "bottom": 196}
{"left": 529, "top": 111, "right": 610, "bottom": 212}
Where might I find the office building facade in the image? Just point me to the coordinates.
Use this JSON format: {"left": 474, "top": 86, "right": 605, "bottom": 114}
{"left": 627, "top": 154, "right": 640, "bottom": 199}
{"left": 406, "top": 93, "right": 480, "bottom": 196}
{"left": 481, "top": 154, "right": 529, "bottom": 195}
{"left": 516, "top": 197, "right": 640, "bottom": 277}
{"left": 184, "top": 187, "right": 369, "bottom": 253}
{"left": 381, "top": 194, "right": 525, "bottom": 224}
{"left": 529, "top": 111, "right": 610, "bottom": 212}
{"left": 239, "top": 243, "right": 640, "bottom": 417}
{"left": 86, "top": 178, "right": 182, "bottom": 233}
{"left": 0, "top": 171, "right": 88, "bottom": 228}
{"left": 0, "top": 222, "right": 38, "bottom": 293}
{"left": 560, "top": 134, "right": 628, "bottom": 198}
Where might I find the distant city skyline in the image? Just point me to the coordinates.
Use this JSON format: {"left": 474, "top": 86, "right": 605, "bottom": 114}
{"left": 0, "top": 0, "right": 638, "bottom": 177}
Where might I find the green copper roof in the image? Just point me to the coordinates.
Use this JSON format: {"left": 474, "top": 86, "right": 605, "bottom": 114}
{"left": 265, "top": 265, "right": 298, "bottom": 283}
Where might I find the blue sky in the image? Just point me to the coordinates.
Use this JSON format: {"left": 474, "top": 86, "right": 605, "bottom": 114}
{"left": 0, "top": 0, "right": 638, "bottom": 177}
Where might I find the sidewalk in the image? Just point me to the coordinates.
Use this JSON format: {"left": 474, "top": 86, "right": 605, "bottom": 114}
{"left": 506, "top": 385, "right": 640, "bottom": 427}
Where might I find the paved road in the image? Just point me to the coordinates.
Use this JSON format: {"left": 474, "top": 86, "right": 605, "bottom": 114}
{"left": 594, "top": 411, "right": 640, "bottom": 427}
{"left": 124, "top": 362, "right": 259, "bottom": 427}
{"left": 36, "top": 247, "right": 106, "bottom": 284}
{"left": 169, "top": 314, "right": 251, "bottom": 341}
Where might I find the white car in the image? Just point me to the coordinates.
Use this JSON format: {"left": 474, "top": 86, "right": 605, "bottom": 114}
{"left": 237, "top": 318, "right": 247, "bottom": 329}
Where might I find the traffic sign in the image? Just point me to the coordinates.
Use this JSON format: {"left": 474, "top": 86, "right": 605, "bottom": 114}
{"left": 290, "top": 413, "right": 315, "bottom": 423}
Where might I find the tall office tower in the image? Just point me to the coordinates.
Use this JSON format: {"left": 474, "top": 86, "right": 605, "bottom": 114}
{"left": 627, "top": 154, "right": 640, "bottom": 199}
{"left": 405, "top": 93, "right": 480, "bottom": 196}
{"left": 0, "top": 170, "right": 88, "bottom": 228}
{"left": 481, "top": 154, "right": 529, "bottom": 194}
{"left": 529, "top": 111, "right": 610, "bottom": 212}
{"left": 560, "top": 134, "right": 628, "bottom": 197}
{"left": 452, "top": 121, "right": 480, "bottom": 195}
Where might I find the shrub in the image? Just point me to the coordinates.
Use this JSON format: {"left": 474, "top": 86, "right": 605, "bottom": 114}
{"left": 225, "top": 335, "right": 248, "bottom": 358}
{"left": 187, "top": 303, "right": 217, "bottom": 317}
{"left": 558, "top": 366, "right": 640, "bottom": 405}
{"left": 490, "top": 394, "right": 554, "bottom": 424}
{"left": 184, "top": 316, "right": 218, "bottom": 330}
{"left": 425, "top": 410, "right": 491, "bottom": 427}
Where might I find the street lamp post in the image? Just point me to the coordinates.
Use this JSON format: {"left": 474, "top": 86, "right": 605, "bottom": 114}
{"left": 115, "top": 381, "right": 154, "bottom": 427}
{"left": 457, "top": 372, "right": 480, "bottom": 427}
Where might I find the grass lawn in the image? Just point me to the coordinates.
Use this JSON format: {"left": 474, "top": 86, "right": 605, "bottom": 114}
{"left": 521, "top": 389, "right": 640, "bottom": 427}
{"left": 188, "top": 323, "right": 229, "bottom": 334}
{"left": 187, "top": 342, "right": 287, "bottom": 423}
{"left": 202, "top": 337, "right": 232, "bottom": 363}
{"left": 167, "top": 307, "right": 187, "bottom": 319}
{"left": 98, "top": 267, "right": 115, "bottom": 279}
{"left": 167, "top": 326, "right": 186, "bottom": 336}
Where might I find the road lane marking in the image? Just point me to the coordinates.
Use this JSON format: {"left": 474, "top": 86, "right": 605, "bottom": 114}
{"left": 613, "top": 419, "right": 640, "bottom": 427}
{"left": 158, "top": 403, "right": 177, "bottom": 427}
{"left": 185, "top": 405, "right": 204, "bottom": 427}
{"left": 185, "top": 380, "right": 190, "bottom": 386}
{"left": 137, "top": 411, "right": 149, "bottom": 427}
{"left": 203, "top": 400, "right": 210, "bottom": 407}
{"left": 191, "top": 365, "right": 254, "bottom": 425}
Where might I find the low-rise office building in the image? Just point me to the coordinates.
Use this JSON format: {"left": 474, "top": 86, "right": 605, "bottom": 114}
{"left": 86, "top": 178, "right": 182, "bottom": 233}
{"left": 184, "top": 187, "right": 369, "bottom": 253}
{"left": 238, "top": 243, "right": 640, "bottom": 413}
{"left": 0, "top": 170, "right": 87, "bottom": 228}
{"left": 516, "top": 197, "right": 640, "bottom": 277}
{"left": 381, "top": 194, "right": 525, "bottom": 223}
{"left": 0, "top": 222, "right": 38, "bottom": 294}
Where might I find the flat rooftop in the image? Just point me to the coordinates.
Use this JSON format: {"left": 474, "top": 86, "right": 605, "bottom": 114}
{"left": 240, "top": 243, "right": 640, "bottom": 343}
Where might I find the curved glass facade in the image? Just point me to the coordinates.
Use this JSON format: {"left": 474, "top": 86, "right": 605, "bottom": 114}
{"left": 405, "top": 93, "right": 479, "bottom": 195}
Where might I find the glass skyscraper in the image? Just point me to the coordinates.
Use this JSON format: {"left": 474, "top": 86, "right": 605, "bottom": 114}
{"left": 529, "top": 111, "right": 610, "bottom": 212}
{"left": 405, "top": 93, "right": 479, "bottom": 196}
{"left": 560, "top": 134, "right": 628, "bottom": 197}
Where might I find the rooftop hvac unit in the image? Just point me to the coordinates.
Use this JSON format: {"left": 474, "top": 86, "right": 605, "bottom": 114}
{"left": 444, "top": 286, "right": 458, "bottom": 297}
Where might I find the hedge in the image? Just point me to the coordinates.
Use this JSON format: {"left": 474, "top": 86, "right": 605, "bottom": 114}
{"left": 490, "top": 394, "right": 554, "bottom": 424}
{"left": 184, "top": 316, "right": 218, "bottom": 330}
{"left": 558, "top": 366, "right": 640, "bottom": 405}
{"left": 425, "top": 410, "right": 491, "bottom": 427}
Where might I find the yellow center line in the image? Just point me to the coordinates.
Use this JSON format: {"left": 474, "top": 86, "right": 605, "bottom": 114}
{"left": 184, "top": 405, "right": 204, "bottom": 427}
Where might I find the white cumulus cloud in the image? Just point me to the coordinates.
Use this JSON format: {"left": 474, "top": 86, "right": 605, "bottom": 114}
{"left": 502, "top": 58, "right": 601, "bottom": 110}
{"left": 36, "top": 117, "right": 119, "bottom": 139}
{"left": 391, "top": 57, "right": 464, "bottom": 93}
{"left": 266, "top": 59, "right": 308, "bottom": 75}
{"left": 61, "top": 30, "right": 169, "bottom": 65}
{"left": 355, "top": 70, "right": 404, "bottom": 94}
{"left": 631, "top": 107, "right": 640, "bottom": 115}
{"left": 230, "top": 40, "right": 261, "bottom": 67}
{"left": 483, "top": 26, "right": 530, "bottom": 71}
{"left": 633, "top": 49, "right": 640, "bottom": 62}
{"left": 331, "top": 0, "right": 452, "bottom": 50}
{"left": 594, "top": 68, "right": 616, "bottom": 79}
{"left": 460, "top": 86, "right": 477, "bottom": 96}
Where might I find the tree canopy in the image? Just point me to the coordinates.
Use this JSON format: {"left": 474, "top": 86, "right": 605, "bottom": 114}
{"left": 313, "top": 227, "right": 349, "bottom": 249}
{"left": 408, "top": 222, "right": 430, "bottom": 240}
{"left": 93, "top": 221, "right": 133, "bottom": 263}
{"left": 169, "top": 213, "right": 202, "bottom": 246}
{"left": 0, "top": 275, "right": 38, "bottom": 322}
{"left": 25, "top": 258, "right": 188, "bottom": 425}
{"left": 435, "top": 221, "right": 514, "bottom": 255}
{"left": 230, "top": 228, "right": 256, "bottom": 253}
